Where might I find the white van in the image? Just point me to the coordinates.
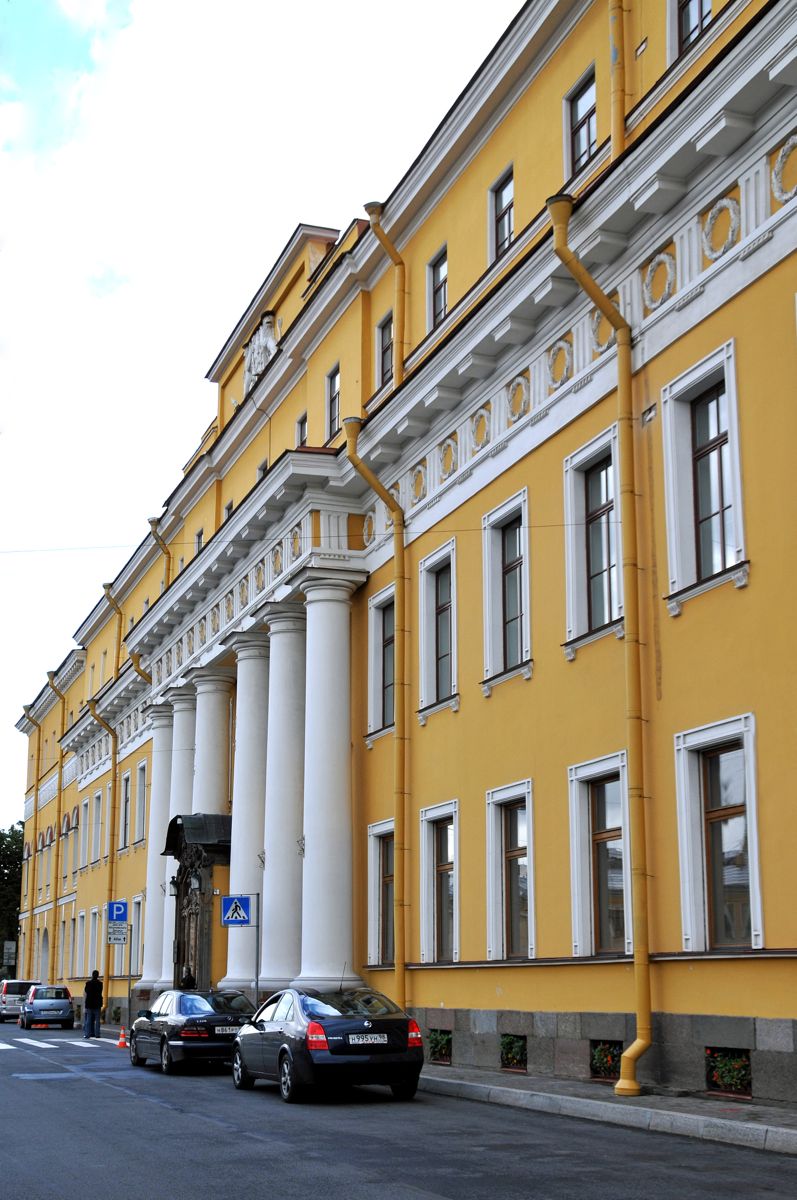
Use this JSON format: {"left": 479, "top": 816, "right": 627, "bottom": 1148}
{"left": 0, "top": 979, "right": 41, "bottom": 1022}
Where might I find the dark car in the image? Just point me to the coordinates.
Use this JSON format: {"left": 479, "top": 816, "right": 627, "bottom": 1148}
{"left": 231, "top": 986, "right": 424, "bottom": 1103}
{"left": 129, "top": 989, "right": 255, "bottom": 1073}
{"left": 20, "top": 985, "right": 74, "bottom": 1029}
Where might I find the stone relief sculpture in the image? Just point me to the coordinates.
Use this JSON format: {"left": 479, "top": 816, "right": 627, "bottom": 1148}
{"left": 244, "top": 311, "right": 278, "bottom": 395}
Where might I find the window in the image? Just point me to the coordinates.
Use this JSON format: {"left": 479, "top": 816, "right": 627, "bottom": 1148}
{"left": 661, "top": 342, "right": 746, "bottom": 609}
{"left": 296, "top": 413, "right": 308, "bottom": 447}
{"left": 131, "top": 899, "right": 142, "bottom": 975}
{"left": 120, "top": 774, "right": 131, "bottom": 849}
{"left": 377, "top": 312, "right": 393, "bottom": 387}
{"left": 491, "top": 170, "right": 514, "bottom": 260}
{"left": 223, "top": 501, "right": 233, "bottom": 521}
{"left": 419, "top": 540, "right": 458, "bottom": 712}
{"left": 585, "top": 456, "right": 620, "bottom": 631}
{"left": 564, "top": 426, "right": 623, "bottom": 647}
{"left": 486, "top": 780, "right": 534, "bottom": 960}
{"left": 105, "top": 783, "right": 112, "bottom": 856}
{"left": 326, "top": 366, "right": 340, "bottom": 440}
{"left": 569, "top": 71, "right": 597, "bottom": 174}
{"left": 367, "top": 819, "right": 395, "bottom": 966}
{"left": 91, "top": 791, "right": 102, "bottom": 862}
{"left": 100, "top": 650, "right": 107, "bottom": 686}
{"left": 195, "top": 529, "right": 204, "bottom": 554}
{"left": 143, "top": 597, "right": 150, "bottom": 613}
{"left": 80, "top": 799, "right": 89, "bottom": 867}
{"left": 674, "top": 713, "right": 762, "bottom": 952}
{"left": 89, "top": 909, "right": 98, "bottom": 971}
{"left": 420, "top": 800, "right": 459, "bottom": 963}
{"left": 568, "top": 752, "right": 632, "bottom": 957}
{"left": 77, "top": 912, "right": 85, "bottom": 977}
{"left": 429, "top": 249, "right": 448, "bottom": 329}
{"left": 256, "top": 459, "right": 268, "bottom": 481}
{"left": 678, "top": 0, "right": 712, "bottom": 53}
{"left": 482, "top": 491, "right": 531, "bottom": 684}
{"left": 135, "top": 761, "right": 147, "bottom": 842}
{"left": 367, "top": 585, "right": 396, "bottom": 734}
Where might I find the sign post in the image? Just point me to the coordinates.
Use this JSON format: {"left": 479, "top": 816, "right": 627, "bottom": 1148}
{"left": 221, "top": 893, "right": 260, "bottom": 1005}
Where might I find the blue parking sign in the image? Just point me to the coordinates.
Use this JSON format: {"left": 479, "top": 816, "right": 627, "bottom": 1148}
{"left": 108, "top": 900, "right": 128, "bottom": 923}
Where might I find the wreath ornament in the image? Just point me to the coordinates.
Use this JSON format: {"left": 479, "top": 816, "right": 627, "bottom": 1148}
{"left": 701, "top": 197, "right": 740, "bottom": 261}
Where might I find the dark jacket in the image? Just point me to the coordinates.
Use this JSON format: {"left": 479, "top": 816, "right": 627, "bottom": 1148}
{"left": 84, "top": 977, "right": 103, "bottom": 1008}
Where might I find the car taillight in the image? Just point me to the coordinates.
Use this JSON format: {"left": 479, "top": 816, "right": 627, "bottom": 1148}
{"left": 65, "top": 989, "right": 72, "bottom": 1000}
{"left": 180, "top": 1026, "right": 209, "bottom": 1038}
{"left": 306, "top": 1021, "right": 328, "bottom": 1050}
{"left": 408, "top": 1019, "right": 423, "bottom": 1048}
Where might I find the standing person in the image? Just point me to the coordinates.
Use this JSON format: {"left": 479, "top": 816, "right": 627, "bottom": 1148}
{"left": 180, "top": 966, "right": 196, "bottom": 989}
{"left": 83, "top": 969, "right": 103, "bottom": 1039}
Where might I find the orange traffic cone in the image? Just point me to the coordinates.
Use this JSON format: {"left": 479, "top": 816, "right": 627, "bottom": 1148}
{"left": 116, "top": 1025, "right": 128, "bottom": 1049}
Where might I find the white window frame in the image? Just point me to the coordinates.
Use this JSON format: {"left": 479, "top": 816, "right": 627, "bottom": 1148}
{"left": 375, "top": 310, "right": 394, "bottom": 389}
{"left": 89, "top": 908, "right": 98, "bottom": 972}
{"left": 195, "top": 529, "right": 204, "bottom": 554}
{"left": 295, "top": 413, "right": 308, "bottom": 448}
{"left": 367, "top": 818, "right": 395, "bottom": 966}
{"left": 481, "top": 488, "right": 531, "bottom": 683}
{"left": 419, "top": 799, "right": 460, "bottom": 964}
{"left": 223, "top": 500, "right": 234, "bottom": 521}
{"left": 80, "top": 799, "right": 89, "bottom": 868}
{"left": 661, "top": 341, "right": 746, "bottom": 607}
{"left": 325, "top": 364, "right": 341, "bottom": 441}
{"left": 486, "top": 779, "right": 535, "bottom": 960}
{"left": 135, "top": 760, "right": 147, "bottom": 843}
{"left": 91, "top": 790, "right": 102, "bottom": 862}
{"left": 674, "top": 712, "right": 763, "bottom": 953}
{"left": 105, "top": 783, "right": 112, "bottom": 857}
{"left": 77, "top": 911, "right": 85, "bottom": 977}
{"left": 418, "top": 538, "right": 458, "bottom": 712}
{"left": 568, "top": 751, "right": 633, "bottom": 957}
{"left": 367, "top": 583, "right": 396, "bottom": 735}
{"left": 131, "top": 895, "right": 143, "bottom": 976}
{"left": 563, "top": 64, "right": 597, "bottom": 180}
{"left": 487, "top": 164, "right": 514, "bottom": 263}
{"left": 563, "top": 424, "right": 623, "bottom": 645}
{"left": 119, "top": 773, "right": 131, "bottom": 849}
{"left": 426, "top": 244, "right": 448, "bottom": 332}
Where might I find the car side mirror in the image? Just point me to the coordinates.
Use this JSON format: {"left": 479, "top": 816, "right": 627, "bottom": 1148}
{"left": 137, "top": 1009, "right": 150, "bottom": 1019}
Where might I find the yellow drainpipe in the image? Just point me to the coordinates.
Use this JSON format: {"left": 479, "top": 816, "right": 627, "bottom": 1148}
{"left": 364, "top": 202, "right": 406, "bottom": 388}
{"left": 46, "top": 672, "right": 67, "bottom": 985}
{"left": 23, "top": 705, "right": 43, "bottom": 979}
{"left": 609, "top": 0, "right": 627, "bottom": 160}
{"left": 343, "top": 417, "right": 409, "bottom": 1011}
{"left": 148, "top": 517, "right": 172, "bottom": 590}
{"left": 546, "top": 193, "right": 650, "bottom": 1096}
{"left": 87, "top": 701, "right": 119, "bottom": 1008}
{"left": 129, "top": 651, "right": 152, "bottom": 685}
{"left": 103, "top": 584, "right": 124, "bottom": 678}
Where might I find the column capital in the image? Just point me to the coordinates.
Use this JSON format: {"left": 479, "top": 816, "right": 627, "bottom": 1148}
{"left": 164, "top": 685, "right": 196, "bottom": 713}
{"left": 143, "top": 701, "right": 173, "bottom": 729}
{"left": 226, "top": 631, "right": 270, "bottom": 662}
{"left": 300, "top": 569, "right": 366, "bottom": 606}
{"left": 188, "top": 667, "right": 237, "bottom": 696}
{"left": 264, "top": 602, "right": 306, "bottom": 636}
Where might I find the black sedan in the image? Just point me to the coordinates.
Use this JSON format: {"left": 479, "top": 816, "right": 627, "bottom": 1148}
{"left": 231, "top": 986, "right": 424, "bottom": 1102}
{"left": 130, "top": 989, "right": 255, "bottom": 1073}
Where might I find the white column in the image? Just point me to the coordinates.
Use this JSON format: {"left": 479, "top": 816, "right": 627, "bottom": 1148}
{"left": 156, "top": 686, "right": 195, "bottom": 993}
{"left": 219, "top": 633, "right": 270, "bottom": 991}
{"left": 260, "top": 605, "right": 306, "bottom": 991}
{"left": 135, "top": 703, "right": 173, "bottom": 994}
{"left": 293, "top": 579, "right": 362, "bottom": 989}
{"left": 191, "top": 669, "right": 236, "bottom": 815}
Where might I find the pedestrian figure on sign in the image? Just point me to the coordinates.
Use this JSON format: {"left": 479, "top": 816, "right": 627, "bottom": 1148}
{"left": 83, "top": 970, "right": 102, "bottom": 1039}
{"left": 180, "top": 966, "right": 196, "bottom": 989}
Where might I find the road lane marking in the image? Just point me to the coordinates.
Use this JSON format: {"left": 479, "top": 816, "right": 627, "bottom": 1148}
{"left": 0, "top": 1042, "right": 14, "bottom": 1050}
{"left": 12, "top": 1072, "right": 80, "bottom": 1080}
{"left": 14, "top": 1037, "right": 60, "bottom": 1048}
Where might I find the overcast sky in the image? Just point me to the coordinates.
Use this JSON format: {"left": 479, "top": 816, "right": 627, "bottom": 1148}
{"left": 0, "top": 0, "right": 524, "bottom": 828}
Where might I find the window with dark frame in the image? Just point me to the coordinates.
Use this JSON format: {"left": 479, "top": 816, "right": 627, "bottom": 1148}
{"left": 380, "top": 834, "right": 395, "bottom": 965}
{"left": 431, "top": 251, "right": 448, "bottom": 328}
{"left": 502, "top": 516, "right": 523, "bottom": 670}
{"left": 701, "top": 742, "right": 750, "bottom": 947}
{"left": 570, "top": 73, "right": 597, "bottom": 173}
{"left": 590, "top": 776, "right": 625, "bottom": 953}
{"left": 379, "top": 314, "right": 393, "bottom": 386}
{"left": 585, "top": 456, "right": 619, "bottom": 630}
{"left": 692, "top": 384, "right": 735, "bottom": 582}
{"left": 678, "top": 0, "right": 712, "bottom": 53}
{"left": 503, "top": 801, "right": 528, "bottom": 958}
{"left": 327, "top": 366, "right": 340, "bottom": 438}
{"left": 296, "top": 413, "right": 308, "bottom": 447}
{"left": 120, "top": 776, "right": 131, "bottom": 850}
{"left": 434, "top": 562, "right": 453, "bottom": 702}
{"left": 434, "top": 818, "right": 455, "bottom": 962}
{"left": 493, "top": 171, "right": 514, "bottom": 259}
{"left": 381, "top": 601, "right": 395, "bottom": 729}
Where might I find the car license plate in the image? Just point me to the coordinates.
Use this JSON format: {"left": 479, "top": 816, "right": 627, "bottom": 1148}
{"left": 215, "top": 1026, "right": 231, "bottom": 1035}
{"left": 348, "top": 1033, "right": 388, "bottom": 1045}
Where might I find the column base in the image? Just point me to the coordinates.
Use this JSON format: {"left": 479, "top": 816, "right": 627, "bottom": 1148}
{"left": 153, "top": 976, "right": 175, "bottom": 995}
{"left": 290, "top": 970, "right": 364, "bottom": 991}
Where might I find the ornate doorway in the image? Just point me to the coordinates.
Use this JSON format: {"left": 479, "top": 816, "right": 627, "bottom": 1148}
{"left": 163, "top": 813, "right": 232, "bottom": 990}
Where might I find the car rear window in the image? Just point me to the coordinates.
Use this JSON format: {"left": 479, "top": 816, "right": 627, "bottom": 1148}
{"left": 300, "top": 990, "right": 402, "bottom": 1018}
{"left": 206, "top": 992, "right": 255, "bottom": 1015}
{"left": 35, "top": 988, "right": 69, "bottom": 1000}
{"left": 4, "top": 982, "right": 35, "bottom": 996}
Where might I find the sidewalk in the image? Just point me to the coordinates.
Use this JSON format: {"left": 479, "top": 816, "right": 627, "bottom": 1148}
{"left": 418, "top": 1063, "right": 797, "bottom": 1156}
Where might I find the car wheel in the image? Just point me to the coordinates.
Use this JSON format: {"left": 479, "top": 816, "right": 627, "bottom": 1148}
{"left": 22, "top": 1016, "right": 31, "bottom": 1031}
{"left": 390, "top": 1078, "right": 419, "bottom": 1101}
{"left": 129, "top": 1034, "right": 146, "bottom": 1067}
{"left": 232, "top": 1048, "right": 255, "bottom": 1090}
{"left": 160, "top": 1039, "right": 176, "bottom": 1075}
{"left": 278, "top": 1053, "right": 303, "bottom": 1104}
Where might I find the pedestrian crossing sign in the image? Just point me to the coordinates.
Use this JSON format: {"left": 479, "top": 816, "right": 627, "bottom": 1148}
{"left": 221, "top": 895, "right": 252, "bottom": 926}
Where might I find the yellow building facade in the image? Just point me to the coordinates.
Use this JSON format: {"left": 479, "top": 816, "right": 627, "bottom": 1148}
{"left": 15, "top": 0, "right": 797, "bottom": 1099}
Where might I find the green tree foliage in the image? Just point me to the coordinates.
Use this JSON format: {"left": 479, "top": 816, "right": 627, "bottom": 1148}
{"left": 0, "top": 822, "right": 23, "bottom": 955}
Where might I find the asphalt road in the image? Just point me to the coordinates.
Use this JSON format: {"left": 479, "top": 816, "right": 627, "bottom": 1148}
{"left": 3, "top": 1027, "right": 797, "bottom": 1200}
